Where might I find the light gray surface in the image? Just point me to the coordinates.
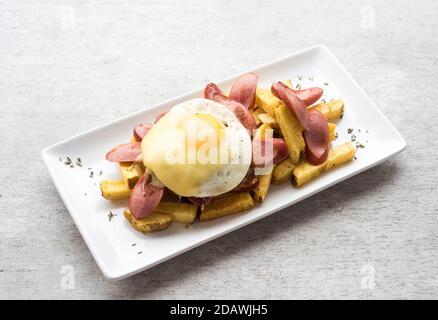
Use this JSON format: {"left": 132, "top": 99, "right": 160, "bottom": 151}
{"left": 1, "top": 0, "right": 437, "bottom": 299}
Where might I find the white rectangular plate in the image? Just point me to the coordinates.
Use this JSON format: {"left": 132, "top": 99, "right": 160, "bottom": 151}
{"left": 42, "top": 45, "right": 406, "bottom": 280}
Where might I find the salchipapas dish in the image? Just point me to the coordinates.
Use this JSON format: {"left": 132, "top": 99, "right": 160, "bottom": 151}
{"left": 100, "top": 74, "right": 356, "bottom": 233}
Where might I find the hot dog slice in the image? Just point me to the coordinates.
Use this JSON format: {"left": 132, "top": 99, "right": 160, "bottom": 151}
{"left": 129, "top": 173, "right": 164, "bottom": 219}
{"left": 204, "top": 84, "right": 256, "bottom": 133}
{"left": 229, "top": 73, "right": 258, "bottom": 109}
{"left": 293, "top": 87, "right": 323, "bottom": 106}
{"left": 133, "top": 123, "right": 152, "bottom": 141}
{"left": 105, "top": 142, "right": 142, "bottom": 162}
{"left": 233, "top": 166, "right": 259, "bottom": 192}
{"left": 204, "top": 83, "right": 224, "bottom": 100}
{"left": 271, "top": 82, "right": 309, "bottom": 131}
{"left": 252, "top": 138, "right": 289, "bottom": 167}
{"left": 222, "top": 99, "right": 257, "bottom": 133}
{"left": 187, "top": 196, "right": 212, "bottom": 207}
{"left": 303, "top": 110, "right": 330, "bottom": 165}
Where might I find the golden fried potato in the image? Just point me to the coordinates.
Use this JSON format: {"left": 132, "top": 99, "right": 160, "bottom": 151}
{"left": 255, "top": 88, "right": 283, "bottom": 116}
{"left": 100, "top": 180, "right": 131, "bottom": 200}
{"left": 282, "top": 79, "right": 292, "bottom": 88}
{"left": 154, "top": 202, "right": 198, "bottom": 224}
{"left": 255, "top": 80, "right": 291, "bottom": 116}
{"left": 253, "top": 123, "right": 272, "bottom": 140}
{"left": 292, "top": 142, "right": 356, "bottom": 187}
{"left": 124, "top": 209, "right": 173, "bottom": 233}
{"left": 252, "top": 171, "right": 273, "bottom": 202}
{"left": 252, "top": 107, "right": 264, "bottom": 127}
{"left": 309, "top": 99, "right": 344, "bottom": 120}
{"left": 258, "top": 113, "right": 279, "bottom": 129}
{"left": 272, "top": 158, "right": 294, "bottom": 184}
{"left": 200, "top": 193, "right": 254, "bottom": 222}
{"left": 119, "top": 162, "right": 143, "bottom": 188}
{"left": 274, "top": 104, "right": 305, "bottom": 164}
{"left": 328, "top": 123, "right": 337, "bottom": 141}
{"left": 324, "top": 142, "right": 356, "bottom": 170}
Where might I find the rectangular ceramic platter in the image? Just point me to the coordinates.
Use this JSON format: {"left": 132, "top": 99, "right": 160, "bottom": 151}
{"left": 42, "top": 46, "right": 406, "bottom": 280}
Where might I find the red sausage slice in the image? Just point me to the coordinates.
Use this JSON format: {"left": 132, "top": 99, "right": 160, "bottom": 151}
{"left": 129, "top": 173, "right": 164, "bottom": 219}
{"left": 105, "top": 142, "right": 142, "bottom": 162}
{"left": 133, "top": 123, "right": 152, "bottom": 141}
{"left": 187, "top": 197, "right": 212, "bottom": 207}
{"left": 252, "top": 138, "right": 289, "bottom": 167}
{"left": 293, "top": 87, "right": 323, "bottom": 106}
{"left": 229, "top": 73, "right": 258, "bottom": 109}
{"left": 204, "top": 83, "right": 224, "bottom": 100}
{"left": 303, "top": 110, "right": 330, "bottom": 165}
{"left": 232, "top": 166, "right": 259, "bottom": 192}
{"left": 223, "top": 99, "right": 256, "bottom": 133}
{"left": 271, "top": 82, "right": 310, "bottom": 131}
{"left": 204, "top": 84, "right": 256, "bottom": 133}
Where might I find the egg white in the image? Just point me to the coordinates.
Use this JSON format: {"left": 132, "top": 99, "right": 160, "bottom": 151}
{"left": 142, "top": 98, "right": 252, "bottom": 197}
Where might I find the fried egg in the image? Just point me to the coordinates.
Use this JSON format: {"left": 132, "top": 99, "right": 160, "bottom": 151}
{"left": 142, "top": 98, "right": 252, "bottom": 197}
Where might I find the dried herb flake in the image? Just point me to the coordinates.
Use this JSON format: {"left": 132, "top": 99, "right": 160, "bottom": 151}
{"left": 108, "top": 211, "right": 117, "bottom": 221}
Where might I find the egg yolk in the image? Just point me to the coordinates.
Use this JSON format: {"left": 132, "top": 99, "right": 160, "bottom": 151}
{"left": 142, "top": 112, "right": 229, "bottom": 196}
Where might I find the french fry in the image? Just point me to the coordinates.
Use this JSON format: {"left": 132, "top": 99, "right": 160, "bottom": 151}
{"left": 200, "top": 192, "right": 254, "bottom": 221}
{"left": 274, "top": 104, "right": 305, "bottom": 164}
{"left": 272, "top": 158, "right": 294, "bottom": 184}
{"left": 100, "top": 180, "right": 131, "bottom": 200}
{"left": 309, "top": 99, "right": 344, "bottom": 120}
{"left": 253, "top": 123, "right": 272, "bottom": 140}
{"left": 136, "top": 162, "right": 146, "bottom": 175}
{"left": 252, "top": 170, "right": 273, "bottom": 202}
{"left": 282, "top": 79, "right": 292, "bottom": 88}
{"left": 154, "top": 202, "right": 198, "bottom": 224}
{"left": 254, "top": 81, "right": 292, "bottom": 116}
{"left": 328, "top": 123, "right": 337, "bottom": 141}
{"left": 292, "top": 142, "right": 356, "bottom": 187}
{"left": 324, "top": 143, "right": 356, "bottom": 169}
{"left": 255, "top": 88, "right": 283, "bottom": 116}
{"left": 124, "top": 209, "right": 173, "bottom": 233}
{"left": 119, "top": 162, "right": 142, "bottom": 188}
{"left": 258, "top": 113, "right": 279, "bottom": 129}
{"left": 130, "top": 136, "right": 137, "bottom": 143}
{"left": 252, "top": 107, "right": 264, "bottom": 127}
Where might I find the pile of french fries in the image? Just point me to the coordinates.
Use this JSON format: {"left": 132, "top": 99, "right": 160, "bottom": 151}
{"left": 100, "top": 80, "right": 355, "bottom": 233}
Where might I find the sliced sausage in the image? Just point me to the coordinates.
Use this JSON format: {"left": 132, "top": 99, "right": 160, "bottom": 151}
{"left": 252, "top": 137, "right": 289, "bottom": 167}
{"left": 303, "top": 110, "right": 330, "bottom": 165}
{"left": 129, "top": 173, "right": 164, "bottom": 219}
{"left": 204, "top": 83, "right": 224, "bottom": 100}
{"left": 293, "top": 87, "right": 323, "bottom": 106}
{"left": 229, "top": 73, "right": 258, "bottom": 109}
{"left": 133, "top": 123, "right": 152, "bottom": 141}
{"left": 271, "top": 82, "right": 309, "bottom": 131}
{"left": 187, "top": 196, "right": 212, "bottom": 207}
{"left": 222, "top": 99, "right": 256, "bottom": 133}
{"left": 233, "top": 166, "right": 259, "bottom": 192}
{"left": 204, "top": 85, "right": 256, "bottom": 133}
{"left": 105, "top": 142, "right": 142, "bottom": 162}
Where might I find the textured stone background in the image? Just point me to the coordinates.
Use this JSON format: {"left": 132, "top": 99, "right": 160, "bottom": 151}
{"left": 1, "top": 0, "right": 437, "bottom": 299}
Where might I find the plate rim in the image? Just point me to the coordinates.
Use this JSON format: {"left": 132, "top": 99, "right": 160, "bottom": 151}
{"left": 41, "top": 45, "right": 407, "bottom": 280}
